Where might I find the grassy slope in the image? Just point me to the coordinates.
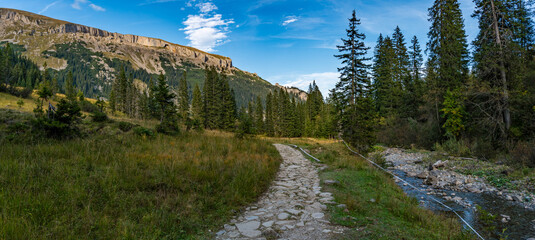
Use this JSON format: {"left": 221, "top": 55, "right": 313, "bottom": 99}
{"left": 0, "top": 99, "right": 282, "bottom": 239}
{"left": 273, "top": 138, "right": 474, "bottom": 240}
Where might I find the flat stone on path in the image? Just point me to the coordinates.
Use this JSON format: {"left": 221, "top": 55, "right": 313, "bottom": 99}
{"left": 235, "top": 221, "right": 261, "bottom": 238}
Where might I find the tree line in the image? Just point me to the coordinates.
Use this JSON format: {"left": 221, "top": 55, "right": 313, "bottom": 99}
{"left": 333, "top": 0, "right": 535, "bottom": 161}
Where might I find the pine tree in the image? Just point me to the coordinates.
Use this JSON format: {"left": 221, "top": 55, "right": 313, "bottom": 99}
{"left": 65, "top": 70, "right": 77, "bottom": 102}
{"left": 372, "top": 35, "right": 398, "bottom": 117}
{"left": 178, "top": 71, "right": 189, "bottom": 120}
{"left": 203, "top": 67, "right": 217, "bottom": 129}
{"left": 427, "top": 0, "right": 470, "bottom": 138}
{"left": 265, "top": 91, "right": 274, "bottom": 136}
{"left": 471, "top": 0, "right": 535, "bottom": 141}
{"left": 154, "top": 73, "right": 176, "bottom": 123}
{"left": 191, "top": 84, "right": 204, "bottom": 126}
{"left": 255, "top": 96, "right": 264, "bottom": 134}
{"left": 335, "top": 10, "right": 376, "bottom": 150}
{"left": 409, "top": 36, "right": 423, "bottom": 83}
{"left": 392, "top": 26, "right": 411, "bottom": 89}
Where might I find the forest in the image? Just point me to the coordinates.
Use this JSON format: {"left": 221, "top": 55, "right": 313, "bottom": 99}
{"left": 1, "top": 0, "right": 534, "bottom": 164}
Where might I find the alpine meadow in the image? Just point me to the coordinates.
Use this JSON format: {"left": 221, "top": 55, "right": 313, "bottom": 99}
{"left": 1, "top": 0, "right": 535, "bottom": 239}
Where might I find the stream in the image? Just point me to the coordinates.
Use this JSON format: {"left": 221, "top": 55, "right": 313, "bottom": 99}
{"left": 392, "top": 169, "right": 535, "bottom": 239}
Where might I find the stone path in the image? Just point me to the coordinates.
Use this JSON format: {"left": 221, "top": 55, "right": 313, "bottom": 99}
{"left": 215, "top": 144, "right": 345, "bottom": 240}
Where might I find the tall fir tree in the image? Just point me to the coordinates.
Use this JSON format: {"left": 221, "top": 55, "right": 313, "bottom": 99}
{"left": 427, "top": 0, "right": 470, "bottom": 137}
{"left": 471, "top": 0, "right": 535, "bottom": 142}
{"left": 65, "top": 70, "right": 76, "bottom": 102}
{"left": 191, "top": 84, "right": 204, "bottom": 125}
{"left": 335, "top": 10, "right": 376, "bottom": 150}
{"left": 178, "top": 71, "right": 190, "bottom": 120}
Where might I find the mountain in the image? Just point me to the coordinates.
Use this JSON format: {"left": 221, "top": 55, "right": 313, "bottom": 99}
{"left": 0, "top": 8, "right": 306, "bottom": 106}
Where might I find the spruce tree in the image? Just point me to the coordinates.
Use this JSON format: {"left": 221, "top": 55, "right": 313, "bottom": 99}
{"left": 65, "top": 70, "right": 76, "bottom": 102}
{"left": 255, "top": 96, "right": 264, "bottom": 134}
{"left": 372, "top": 35, "right": 397, "bottom": 117}
{"left": 178, "top": 71, "right": 189, "bottom": 120}
{"left": 154, "top": 73, "right": 176, "bottom": 123}
{"left": 334, "top": 10, "right": 376, "bottom": 150}
{"left": 191, "top": 84, "right": 204, "bottom": 126}
{"left": 471, "top": 0, "right": 534, "bottom": 141}
{"left": 427, "top": 0, "right": 469, "bottom": 138}
{"left": 265, "top": 92, "right": 274, "bottom": 136}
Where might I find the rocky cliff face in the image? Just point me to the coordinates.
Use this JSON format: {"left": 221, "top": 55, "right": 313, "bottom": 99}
{"left": 275, "top": 84, "right": 308, "bottom": 101}
{"left": 0, "top": 8, "right": 233, "bottom": 71}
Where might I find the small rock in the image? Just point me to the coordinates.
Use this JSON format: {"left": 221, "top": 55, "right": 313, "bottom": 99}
{"left": 312, "top": 212, "right": 325, "bottom": 219}
{"left": 245, "top": 215, "right": 259, "bottom": 221}
{"left": 506, "top": 195, "right": 514, "bottom": 201}
{"left": 278, "top": 212, "right": 289, "bottom": 220}
{"left": 296, "top": 221, "right": 305, "bottom": 227}
{"left": 432, "top": 160, "right": 448, "bottom": 169}
{"left": 322, "top": 229, "right": 332, "bottom": 233}
{"left": 416, "top": 172, "right": 429, "bottom": 179}
{"left": 216, "top": 230, "right": 225, "bottom": 236}
{"left": 336, "top": 204, "right": 347, "bottom": 209}
{"left": 228, "top": 231, "right": 240, "bottom": 238}
{"left": 370, "top": 198, "right": 376, "bottom": 203}
{"left": 324, "top": 180, "right": 340, "bottom": 185}
{"left": 262, "top": 228, "right": 279, "bottom": 239}
{"left": 224, "top": 224, "right": 236, "bottom": 231}
{"left": 262, "top": 221, "right": 274, "bottom": 228}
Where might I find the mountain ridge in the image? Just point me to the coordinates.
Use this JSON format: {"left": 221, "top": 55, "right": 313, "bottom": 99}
{"left": 0, "top": 8, "right": 307, "bottom": 103}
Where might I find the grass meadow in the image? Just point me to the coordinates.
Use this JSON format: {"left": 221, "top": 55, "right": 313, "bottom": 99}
{"left": 0, "top": 130, "right": 281, "bottom": 239}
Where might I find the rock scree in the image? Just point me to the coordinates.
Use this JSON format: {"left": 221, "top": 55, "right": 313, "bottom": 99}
{"left": 215, "top": 144, "right": 346, "bottom": 239}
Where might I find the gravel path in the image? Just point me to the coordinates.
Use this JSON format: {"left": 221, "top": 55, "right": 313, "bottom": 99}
{"left": 215, "top": 144, "right": 346, "bottom": 240}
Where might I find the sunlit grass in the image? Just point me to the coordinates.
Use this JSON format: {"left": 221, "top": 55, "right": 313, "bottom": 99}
{"left": 0, "top": 130, "right": 281, "bottom": 239}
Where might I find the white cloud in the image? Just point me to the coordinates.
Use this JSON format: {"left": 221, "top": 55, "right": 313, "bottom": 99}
{"left": 269, "top": 72, "right": 339, "bottom": 96}
{"left": 181, "top": 2, "right": 234, "bottom": 52}
{"left": 282, "top": 16, "right": 298, "bottom": 26}
{"left": 71, "top": 0, "right": 105, "bottom": 11}
{"left": 197, "top": 2, "right": 217, "bottom": 13}
{"left": 139, "top": 0, "right": 179, "bottom": 6}
{"left": 71, "top": 0, "right": 87, "bottom": 10}
{"left": 89, "top": 3, "right": 105, "bottom": 11}
{"left": 39, "top": 1, "right": 60, "bottom": 14}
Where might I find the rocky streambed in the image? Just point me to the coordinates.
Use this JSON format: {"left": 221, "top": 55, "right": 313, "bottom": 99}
{"left": 378, "top": 148, "right": 535, "bottom": 239}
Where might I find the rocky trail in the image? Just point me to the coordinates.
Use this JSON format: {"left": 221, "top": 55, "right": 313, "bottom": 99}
{"left": 215, "top": 144, "right": 346, "bottom": 240}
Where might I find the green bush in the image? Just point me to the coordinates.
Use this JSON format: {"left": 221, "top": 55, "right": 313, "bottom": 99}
{"left": 79, "top": 100, "right": 100, "bottom": 113}
{"left": 155, "top": 121, "right": 180, "bottom": 135}
{"left": 133, "top": 126, "right": 154, "bottom": 137}
{"left": 510, "top": 141, "right": 535, "bottom": 168}
{"left": 117, "top": 121, "right": 135, "bottom": 132}
{"left": 91, "top": 111, "right": 108, "bottom": 122}
{"left": 433, "top": 138, "right": 471, "bottom": 157}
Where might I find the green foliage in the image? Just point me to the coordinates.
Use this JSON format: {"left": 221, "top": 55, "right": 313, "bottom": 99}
{"left": 178, "top": 70, "right": 189, "bottom": 120}
{"left": 202, "top": 67, "right": 236, "bottom": 130}
{"left": 117, "top": 121, "right": 135, "bottom": 132}
{"left": 16, "top": 98, "right": 24, "bottom": 108}
{"left": 65, "top": 71, "right": 76, "bottom": 102}
{"left": 510, "top": 141, "right": 535, "bottom": 168}
{"left": 90, "top": 111, "right": 108, "bottom": 122}
{"left": 334, "top": 10, "right": 377, "bottom": 151}
{"left": 132, "top": 126, "right": 154, "bottom": 137}
{"left": 0, "top": 43, "right": 43, "bottom": 95}
{"left": 441, "top": 89, "right": 466, "bottom": 138}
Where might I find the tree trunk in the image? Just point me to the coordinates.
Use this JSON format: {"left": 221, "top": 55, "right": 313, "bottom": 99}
{"left": 489, "top": 0, "right": 511, "bottom": 134}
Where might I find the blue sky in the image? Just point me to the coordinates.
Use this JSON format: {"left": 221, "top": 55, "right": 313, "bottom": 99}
{"left": 2, "top": 0, "right": 481, "bottom": 95}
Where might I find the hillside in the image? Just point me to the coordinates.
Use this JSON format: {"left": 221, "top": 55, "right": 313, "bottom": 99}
{"left": 0, "top": 8, "right": 306, "bottom": 106}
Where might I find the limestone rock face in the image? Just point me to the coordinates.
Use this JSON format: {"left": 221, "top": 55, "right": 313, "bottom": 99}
{"left": 0, "top": 8, "right": 233, "bottom": 72}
